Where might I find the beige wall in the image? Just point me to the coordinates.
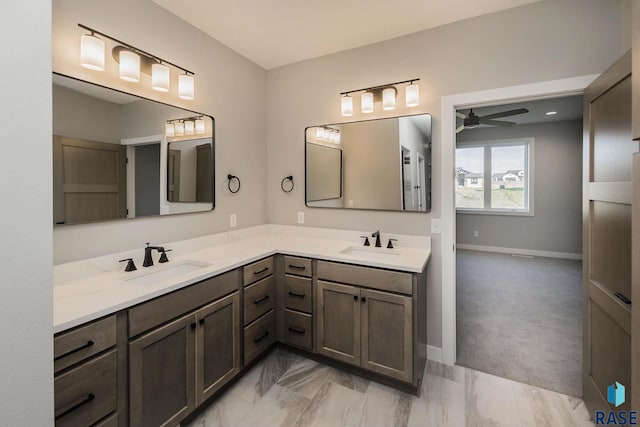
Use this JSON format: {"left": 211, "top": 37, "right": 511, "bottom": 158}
{"left": 0, "top": 0, "right": 54, "bottom": 424}
{"left": 456, "top": 119, "right": 583, "bottom": 255}
{"left": 266, "top": 0, "right": 624, "bottom": 348}
{"left": 52, "top": 0, "right": 267, "bottom": 264}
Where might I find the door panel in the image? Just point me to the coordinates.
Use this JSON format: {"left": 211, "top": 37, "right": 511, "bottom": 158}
{"left": 316, "top": 281, "right": 360, "bottom": 365}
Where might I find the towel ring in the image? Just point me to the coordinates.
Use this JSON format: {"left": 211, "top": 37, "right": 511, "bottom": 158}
{"left": 281, "top": 176, "right": 294, "bottom": 193}
{"left": 227, "top": 174, "right": 241, "bottom": 194}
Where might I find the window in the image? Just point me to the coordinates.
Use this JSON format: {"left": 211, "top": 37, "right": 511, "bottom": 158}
{"left": 456, "top": 138, "right": 533, "bottom": 214}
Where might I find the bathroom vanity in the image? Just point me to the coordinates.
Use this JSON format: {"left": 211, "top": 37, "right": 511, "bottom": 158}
{"left": 52, "top": 226, "right": 430, "bottom": 426}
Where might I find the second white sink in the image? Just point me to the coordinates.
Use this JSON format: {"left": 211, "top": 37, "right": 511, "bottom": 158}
{"left": 124, "top": 261, "right": 211, "bottom": 285}
{"left": 339, "top": 246, "right": 400, "bottom": 260}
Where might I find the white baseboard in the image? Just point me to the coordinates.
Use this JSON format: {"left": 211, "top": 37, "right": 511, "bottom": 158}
{"left": 456, "top": 243, "right": 582, "bottom": 260}
{"left": 425, "top": 345, "right": 443, "bottom": 363}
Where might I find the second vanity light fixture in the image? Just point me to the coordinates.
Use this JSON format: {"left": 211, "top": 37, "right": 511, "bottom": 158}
{"left": 165, "top": 116, "right": 206, "bottom": 137}
{"left": 315, "top": 126, "right": 341, "bottom": 144}
{"left": 340, "top": 79, "right": 420, "bottom": 117}
{"left": 79, "top": 24, "right": 196, "bottom": 100}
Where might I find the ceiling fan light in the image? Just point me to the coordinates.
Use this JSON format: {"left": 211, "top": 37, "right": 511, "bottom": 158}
{"left": 382, "top": 88, "right": 396, "bottom": 110}
{"left": 151, "top": 63, "right": 170, "bottom": 92}
{"left": 341, "top": 95, "right": 353, "bottom": 117}
{"left": 361, "top": 92, "right": 374, "bottom": 113}
{"left": 119, "top": 50, "right": 140, "bottom": 82}
{"left": 80, "top": 34, "right": 105, "bottom": 71}
{"left": 405, "top": 83, "right": 419, "bottom": 107}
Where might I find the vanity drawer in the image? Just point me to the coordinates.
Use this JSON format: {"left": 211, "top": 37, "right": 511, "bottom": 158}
{"left": 244, "top": 276, "right": 274, "bottom": 325}
{"left": 93, "top": 413, "right": 118, "bottom": 427}
{"left": 244, "top": 310, "right": 275, "bottom": 364}
{"left": 54, "top": 350, "right": 117, "bottom": 427}
{"left": 243, "top": 257, "right": 273, "bottom": 286}
{"left": 54, "top": 315, "right": 116, "bottom": 373}
{"left": 284, "top": 256, "right": 312, "bottom": 277}
{"left": 284, "top": 309, "right": 312, "bottom": 350}
{"left": 129, "top": 269, "right": 239, "bottom": 337}
{"left": 317, "top": 261, "right": 413, "bottom": 295}
{"left": 284, "top": 275, "right": 312, "bottom": 313}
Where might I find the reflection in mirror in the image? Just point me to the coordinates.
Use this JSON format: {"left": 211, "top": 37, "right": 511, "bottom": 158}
{"left": 305, "top": 114, "right": 431, "bottom": 212}
{"left": 52, "top": 73, "right": 214, "bottom": 225}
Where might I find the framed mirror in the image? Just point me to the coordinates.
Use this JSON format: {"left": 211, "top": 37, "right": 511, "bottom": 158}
{"left": 52, "top": 73, "right": 214, "bottom": 225}
{"left": 305, "top": 114, "right": 431, "bottom": 212}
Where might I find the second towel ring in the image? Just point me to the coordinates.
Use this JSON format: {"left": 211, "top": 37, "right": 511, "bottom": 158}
{"left": 227, "top": 174, "right": 241, "bottom": 194}
{"left": 281, "top": 175, "right": 294, "bottom": 193}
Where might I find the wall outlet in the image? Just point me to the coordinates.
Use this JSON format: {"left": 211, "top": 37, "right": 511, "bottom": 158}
{"left": 230, "top": 214, "right": 237, "bottom": 228}
{"left": 431, "top": 218, "right": 441, "bottom": 234}
{"left": 297, "top": 211, "right": 305, "bottom": 224}
{"left": 473, "top": 230, "right": 479, "bottom": 237}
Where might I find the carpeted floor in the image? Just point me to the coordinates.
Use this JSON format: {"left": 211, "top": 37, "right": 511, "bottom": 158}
{"left": 456, "top": 249, "right": 583, "bottom": 397}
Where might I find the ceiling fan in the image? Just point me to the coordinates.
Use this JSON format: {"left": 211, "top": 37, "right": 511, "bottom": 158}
{"left": 456, "top": 107, "right": 529, "bottom": 133}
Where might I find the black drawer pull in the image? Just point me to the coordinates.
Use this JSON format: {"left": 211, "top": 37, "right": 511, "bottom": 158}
{"left": 288, "top": 264, "right": 306, "bottom": 270}
{"left": 254, "top": 331, "right": 269, "bottom": 342}
{"left": 288, "top": 326, "right": 306, "bottom": 335}
{"left": 288, "top": 291, "right": 306, "bottom": 298}
{"left": 199, "top": 318, "right": 205, "bottom": 325}
{"left": 614, "top": 292, "right": 632, "bottom": 305}
{"left": 54, "top": 340, "right": 94, "bottom": 361}
{"left": 55, "top": 393, "right": 95, "bottom": 420}
{"left": 253, "top": 267, "right": 269, "bottom": 275}
{"left": 253, "top": 295, "right": 270, "bottom": 304}
{"left": 191, "top": 322, "right": 197, "bottom": 330}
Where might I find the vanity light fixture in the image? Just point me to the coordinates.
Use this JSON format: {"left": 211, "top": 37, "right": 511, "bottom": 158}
{"left": 313, "top": 126, "right": 341, "bottom": 144}
{"left": 195, "top": 118, "right": 206, "bottom": 135}
{"left": 77, "top": 24, "right": 196, "bottom": 100}
{"left": 166, "top": 116, "right": 207, "bottom": 137}
{"left": 184, "top": 120, "right": 195, "bottom": 135}
{"left": 165, "top": 122, "right": 175, "bottom": 137}
{"left": 340, "top": 78, "right": 420, "bottom": 116}
{"left": 174, "top": 121, "right": 185, "bottom": 136}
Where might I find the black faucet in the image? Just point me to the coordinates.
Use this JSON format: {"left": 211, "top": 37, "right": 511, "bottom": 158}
{"left": 143, "top": 243, "right": 165, "bottom": 267}
{"left": 371, "top": 230, "right": 382, "bottom": 248}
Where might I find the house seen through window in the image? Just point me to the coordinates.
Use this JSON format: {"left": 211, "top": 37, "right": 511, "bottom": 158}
{"left": 456, "top": 139, "right": 532, "bottom": 213}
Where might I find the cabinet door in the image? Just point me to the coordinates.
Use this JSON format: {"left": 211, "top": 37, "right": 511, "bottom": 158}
{"left": 316, "top": 281, "right": 360, "bottom": 365}
{"left": 196, "top": 292, "right": 240, "bottom": 404}
{"left": 129, "top": 314, "right": 196, "bottom": 427}
{"left": 361, "top": 289, "right": 413, "bottom": 382}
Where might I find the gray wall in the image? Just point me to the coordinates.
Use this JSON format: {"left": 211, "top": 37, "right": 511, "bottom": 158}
{"left": 0, "top": 0, "right": 54, "bottom": 424}
{"left": 456, "top": 119, "right": 583, "bottom": 255}
{"left": 265, "top": 0, "right": 625, "bottom": 348}
{"left": 52, "top": 0, "right": 267, "bottom": 264}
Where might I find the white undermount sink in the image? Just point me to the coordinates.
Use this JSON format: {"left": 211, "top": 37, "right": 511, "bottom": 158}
{"left": 124, "top": 261, "right": 211, "bottom": 285}
{"left": 339, "top": 246, "right": 400, "bottom": 260}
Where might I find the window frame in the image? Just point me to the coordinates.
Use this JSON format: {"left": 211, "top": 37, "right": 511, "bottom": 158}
{"left": 456, "top": 137, "right": 534, "bottom": 216}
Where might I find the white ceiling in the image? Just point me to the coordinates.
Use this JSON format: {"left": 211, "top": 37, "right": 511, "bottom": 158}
{"left": 152, "top": 0, "right": 541, "bottom": 70}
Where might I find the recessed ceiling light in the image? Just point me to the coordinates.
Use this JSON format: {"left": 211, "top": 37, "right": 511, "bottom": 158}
{"left": 545, "top": 111, "right": 557, "bottom": 116}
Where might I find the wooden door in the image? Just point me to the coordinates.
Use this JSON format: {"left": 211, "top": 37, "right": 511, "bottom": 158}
{"left": 196, "top": 143, "right": 212, "bottom": 203}
{"left": 360, "top": 289, "right": 413, "bottom": 382}
{"left": 167, "top": 149, "right": 181, "bottom": 202}
{"left": 583, "top": 50, "right": 636, "bottom": 415}
{"left": 316, "top": 281, "right": 361, "bottom": 365}
{"left": 53, "top": 136, "right": 126, "bottom": 225}
{"left": 129, "top": 314, "right": 196, "bottom": 427}
{"left": 195, "top": 292, "right": 240, "bottom": 405}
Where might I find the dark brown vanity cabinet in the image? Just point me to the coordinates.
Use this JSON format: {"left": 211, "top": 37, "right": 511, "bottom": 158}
{"left": 128, "top": 270, "right": 241, "bottom": 427}
{"left": 281, "top": 256, "right": 314, "bottom": 351}
{"left": 315, "top": 261, "right": 421, "bottom": 385}
{"left": 243, "top": 257, "right": 276, "bottom": 365}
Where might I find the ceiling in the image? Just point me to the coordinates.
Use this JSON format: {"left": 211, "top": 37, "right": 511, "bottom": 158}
{"left": 456, "top": 95, "right": 584, "bottom": 130}
{"left": 152, "top": 0, "right": 540, "bottom": 70}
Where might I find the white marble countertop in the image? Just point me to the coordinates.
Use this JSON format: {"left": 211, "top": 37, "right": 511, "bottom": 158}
{"left": 53, "top": 225, "right": 431, "bottom": 334}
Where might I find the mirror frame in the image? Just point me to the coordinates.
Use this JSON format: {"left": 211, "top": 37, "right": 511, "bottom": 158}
{"left": 52, "top": 72, "right": 216, "bottom": 226}
{"left": 304, "top": 113, "right": 432, "bottom": 213}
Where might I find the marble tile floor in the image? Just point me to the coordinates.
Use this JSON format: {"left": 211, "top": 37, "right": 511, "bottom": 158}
{"left": 185, "top": 348, "right": 594, "bottom": 427}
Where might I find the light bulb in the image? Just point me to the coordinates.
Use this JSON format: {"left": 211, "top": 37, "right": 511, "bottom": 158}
{"left": 178, "top": 74, "right": 195, "bottom": 100}
{"left": 119, "top": 50, "right": 140, "bottom": 82}
{"left": 405, "top": 83, "right": 419, "bottom": 107}
{"left": 361, "top": 92, "right": 374, "bottom": 113}
{"left": 341, "top": 95, "right": 353, "bottom": 117}
{"left": 80, "top": 34, "right": 105, "bottom": 71}
{"left": 175, "top": 121, "right": 185, "bottom": 136}
{"left": 195, "top": 118, "right": 205, "bottom": 134}
{"left": 185, "top": 120, "right": 195, "bottom": 135}
{"left": 165, "top": 123, "right": 175, "bottom": 137}
{"left": 151, "top": 63, "right": 170, "bottom": 92}
{"left": 382, "top": 88, "right": 396, "bottom": 110}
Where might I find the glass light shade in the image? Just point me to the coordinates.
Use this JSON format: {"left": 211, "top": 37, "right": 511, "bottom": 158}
{"left": 185, "top": 120, "right": 195, "bottom": 135}
{"left": 151, "top": 63, "right": 170, "bottom": 92}
{"left": 334, "top": 131, "right": 341, "bottom": 144}
{"left": 165, "top": 123, "right": 175, "bottom": 137}
{"left": 405, "top": 84, "right": 420, "bottom": 107}
{"left": 341, "top": 95, "right": 353, "bottom": 117}
{"left": 178, "top": 74, "right": 195, "bottom": 100}
{"left": 361, "top": 92, "right": 374, "bottom": 113}
{"left": 382, "top": 88, "right": 396, "bottom": 110}
{"left": 119, "top": 50, "right": 140, "bottom": 82}
{"left": 315, "top": 127, "right": 324, "bottom": 140}
{"left": 80, "top": 34, "right": 105, "bottom": 71}
{"left": 330, "top": 131, "right": 339, "bottom": 143}
{"left": 195, "top": 118, "right": 205, "bottom": 134}
{"left": 175, "top": 121, "right": 185, "bottom": 136}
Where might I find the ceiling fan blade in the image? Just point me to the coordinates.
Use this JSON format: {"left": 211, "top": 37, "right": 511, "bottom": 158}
{"left": 456, "top": 125, "right": 466, "bottom": 133}
{"left": 480, "top": 108, "right": 529, "bottom": 120}
{"left": 456, "top": 112, "right": 466, "bottom": 119}
{"left": 480, "top": 119, "right": 516, "bottom": 127}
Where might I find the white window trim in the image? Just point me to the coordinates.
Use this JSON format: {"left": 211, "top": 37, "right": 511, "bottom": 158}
{"left": 456, "top": 137, "right": 535, "bottom": 216}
